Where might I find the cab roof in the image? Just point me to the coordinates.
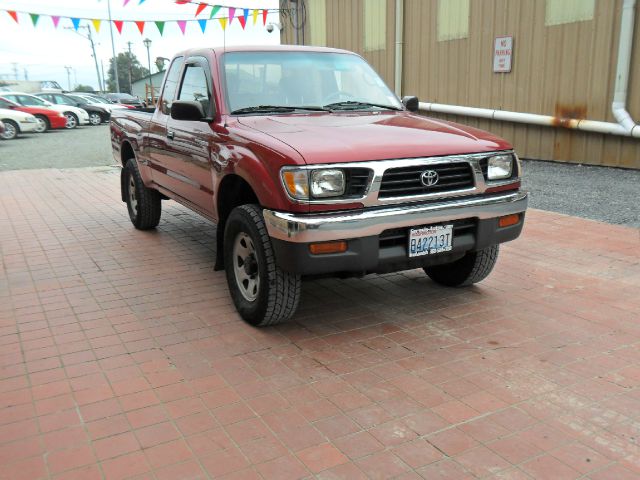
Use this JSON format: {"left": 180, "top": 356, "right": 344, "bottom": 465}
{"left": 175, "top": 44, "right": 357, "bottom": 59}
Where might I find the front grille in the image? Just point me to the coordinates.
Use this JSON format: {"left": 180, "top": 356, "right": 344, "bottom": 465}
{"left": 343, "top": 168, "right": 371, "bottom": 197}
{"left": 379, "top": 218, "right": 477, "bottom": 249}
{"left": 378, "top": 162, "right": 474, "bottom": 198}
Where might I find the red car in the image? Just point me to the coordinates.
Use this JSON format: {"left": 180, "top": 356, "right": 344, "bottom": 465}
{"left": 0, "top": 97, "right": 67, "bottom": 133}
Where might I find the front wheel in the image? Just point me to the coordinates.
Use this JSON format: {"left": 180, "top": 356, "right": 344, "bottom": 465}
{"left": 34, "top": 115, "right": 49, "bottom": 133}
{"left": 424, "top": 245, "right": 499, "bottom": 287}
{"left": 224, "top": 204, "right": 301, "bottom": 327}
{"left": 64, "top": 112, "right": 78, "bottom": 129}
{"left": 123, "top": 158, "right": 161, "bottom": 229}
{"left": 88, "top": 112, "right": 102, "bottom": 126}
{"left": 0, "top": 120, "right": 18, "bottom": 140}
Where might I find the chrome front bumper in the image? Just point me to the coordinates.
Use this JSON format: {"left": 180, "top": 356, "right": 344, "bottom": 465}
{"left": 264, "top": 191, "right": 528, "bottom": 243}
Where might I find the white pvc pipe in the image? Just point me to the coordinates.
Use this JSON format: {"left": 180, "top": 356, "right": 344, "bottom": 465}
{"left": 612, "top": 0, "right": 637, "bottom": 131}
{"left": 419, "top": 0, "right": 639, "bottom": 139}
{"left": 394, "top": 0, "right": 404, "bottom": 97}
{"left": 419, "top": 102, "right": 640, "bottom": 138}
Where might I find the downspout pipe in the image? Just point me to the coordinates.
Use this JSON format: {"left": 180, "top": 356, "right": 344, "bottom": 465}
{"left": 612, "top": 0, "right": 637, "bottom": 131}
{"left": 419, "top": 0, "right": 639, "bottom": 138}
{"left": 394, "top": 0, "right": 403, "bottom": 97}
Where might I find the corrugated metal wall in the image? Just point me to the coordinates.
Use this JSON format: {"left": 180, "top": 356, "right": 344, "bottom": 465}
{"left": 282, "top": 0, "right": 640, "bottom": 169}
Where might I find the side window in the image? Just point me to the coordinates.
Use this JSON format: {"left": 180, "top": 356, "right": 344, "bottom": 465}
{"left": 56, "top": 95, "right": 76, "bottom": 106}
{"left": 161, "top": 56, "right": 185, "bottom": 115}
{"left": 40, "top": 95, "right": 51, "bottom": 102}
{"left": 0, "top": 99, "right": 12, "bottom": 109}
{"left": 177, "top": 63, "right": 212, "bottom": 117}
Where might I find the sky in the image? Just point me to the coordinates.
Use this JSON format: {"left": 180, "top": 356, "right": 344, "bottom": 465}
{"left": 0, "top": 0, "right": 281, "bottom": 91}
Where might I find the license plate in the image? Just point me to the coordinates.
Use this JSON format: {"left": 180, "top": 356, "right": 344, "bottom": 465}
{"left": 408, "top": 225, "right": 453, "bottom": 257}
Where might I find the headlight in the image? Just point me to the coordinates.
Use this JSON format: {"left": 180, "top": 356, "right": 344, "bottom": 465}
{"left": 23, "top": 117, "right": 37, "bottom": 123}
{"left": 487, "top": 154, "right": 513, "bottom": 180}
{"left": 281, "top": 168, "right": 346, "bottom": 200}
{"left": 57, "top": 112, "right": 65, "bottom": 117}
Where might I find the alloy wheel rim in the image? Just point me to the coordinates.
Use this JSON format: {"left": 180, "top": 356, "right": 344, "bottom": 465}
{"left": 232, "top": 232, "right": 260, "bottom": 302}
{"left": 65, "top": 114, "right": 77, "bottom": 128}
{"left": 128, "top": 174, "right": 138, "bottom": 216}
{"left": 35, "top": 118, "right": 46, "bottom": 133}
{"left": 2, "top": 123, "right": 16, "bottom": 139}
{"left": 89, "top": 113, "right": 101, "bottom": 125}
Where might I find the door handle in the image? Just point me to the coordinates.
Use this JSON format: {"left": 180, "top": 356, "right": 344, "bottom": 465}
{"left": 167, "top": 131, "right": 175, "bottom": 140}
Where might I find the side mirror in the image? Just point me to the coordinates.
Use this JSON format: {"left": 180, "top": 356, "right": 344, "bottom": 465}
{"left": 170, "top": 100, "right": 207, "bottom": 121}
{"left": 402, "top": 96, "right": 419, "bottom": 113}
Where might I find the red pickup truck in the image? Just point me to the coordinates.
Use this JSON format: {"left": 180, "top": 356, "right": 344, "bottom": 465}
{"left": 111, "top": 45, "right": 528, "bottom": 326}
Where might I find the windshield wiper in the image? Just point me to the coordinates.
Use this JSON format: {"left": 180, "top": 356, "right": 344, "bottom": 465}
{"left": 230, "top": 105, "right": 329, "bottom": 115}
{"left": 322, "top": 101, "right": 401, "bottom": 111}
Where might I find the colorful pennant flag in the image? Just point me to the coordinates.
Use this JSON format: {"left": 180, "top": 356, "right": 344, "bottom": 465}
{"left": 210, "top": 5, "right": 221, "bottom": 18}
{"left": 123, "top": 0, "right": 131, "bottom": 6}
{"left": 218, "top": 17, "right": 227, "bottom": 30}
{"left": 238, "top": 9, "right": 248, "bottom": 29}
{"left": 71, "top": 17, "right": 81, "bottom": 30}
{"left": 155, "top": 21, "right": 165, "bottom": 35}
{"left": 7, "top": 10, "right": 18, "bottom": 23}
{"left": 198, "top": 19, "right": 207, "bottom": 32}
{"left": 92, "top": 19, "right": 101, "bottom": 32}
{"left": 135, "top": 20, "right": 145, "bottom": 33}
{"left": 51, "top": 16, "right": 60, "bottom": 28}
{"left": 175, "top": 1, "right": 189, "bottom": 4}
{"left": 228, "top": 7, "right": 235, "bottom": 24}
{"left": 114, "top": 20, "right": 124, "bottom": 33}
{"left": 30, "top": 13, "right": 39, "bottom": 26}
{"left": 195, "top": 3, "right": 207, "bottom": 16}
{"left": 139, "top": 0, "right": 146, "bottom": 4}
{"left": 252, "top": 9, "right": 259, "bottom": 25}
{"left": 262, "top": 9, "right": 268, "bottom": 25}
{"left": 177, "top": 20, "right": 187, "bottom": 34}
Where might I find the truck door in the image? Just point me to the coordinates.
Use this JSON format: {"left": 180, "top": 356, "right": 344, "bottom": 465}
{"left": 164, "top": 56, "right": 216, "bottom": 215}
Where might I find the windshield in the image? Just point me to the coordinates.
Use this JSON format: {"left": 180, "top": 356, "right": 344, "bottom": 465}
{"left": 87, "top": 96, "right": 109, "bottom": 104}
{"left": 222, "top": 51, "right": 401, "bottom": 113}
{"left": 68, "top": 95, "right": 88, "bottom": 105}
{"left": 22, "top": 95, "right": 50, "bottom": 107}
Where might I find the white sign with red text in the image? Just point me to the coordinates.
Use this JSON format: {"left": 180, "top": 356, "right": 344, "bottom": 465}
{"left": 493, "top": 36, "right": 513, "bottom": 73}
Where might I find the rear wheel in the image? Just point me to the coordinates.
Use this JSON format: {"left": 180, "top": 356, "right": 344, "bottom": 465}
{"left": 64, "top": 112, "right": 78, "bottom": 129}
{"left": 123, "top": 158, "right": 161, "bottom": 229}
{"left": 88, "top": 112, "right": 102, "bottom": 126}
{"left": 34, "top": 115, "right": 49, "bottom": 133}
{"left": 424, "top": 245, "right": 499, "bottom": 287}
{"left": 224, "top": 204, "right": 301, "bottom": 326}
{"left": 0, "top": 120, "right": 18, "bottom": 140}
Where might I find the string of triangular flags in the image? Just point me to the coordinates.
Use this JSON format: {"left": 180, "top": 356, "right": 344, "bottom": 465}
{"left": 2, "top": 5, "right": 273, "bottom": 34}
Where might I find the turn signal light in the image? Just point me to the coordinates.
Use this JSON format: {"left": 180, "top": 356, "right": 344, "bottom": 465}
{"left": 309, "top": 241, "right": 348, "bottom": 255}
{"left": 498, "top": 214, "right": 520, "bottom": 228}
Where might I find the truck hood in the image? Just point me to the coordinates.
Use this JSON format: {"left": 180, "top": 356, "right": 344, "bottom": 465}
{"left": 237, "top": 111, "right": 512, "bottom": 164}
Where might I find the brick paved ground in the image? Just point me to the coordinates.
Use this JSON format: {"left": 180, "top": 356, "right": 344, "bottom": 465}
{"left": 1, "top": 167, "right": 639, "bottom": 480}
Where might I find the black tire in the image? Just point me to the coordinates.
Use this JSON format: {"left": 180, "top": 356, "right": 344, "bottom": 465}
{"left": 123, "top": 158, "right": 161, "bottom": 230}
{"left": 424, "top": 245, "right": 499, "bottom": 287}
{"left": 64, "top": 112, "right": 78, "bottom": 129}
{"left": 0, "top": 119, "right": 18, "bottom": 140}
{"left": 34, "top": 115, "right": 49, "bottom": 133}
{"left": 224, "top": 204, "right": 301, "bottom": 326}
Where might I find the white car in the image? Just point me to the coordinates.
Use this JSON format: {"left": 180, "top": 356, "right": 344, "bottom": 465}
{"left": 71, "top": 94, "right": 130, "bottom": 113}
{"left": 2, "top": 92, "right": 90, "bottom": 129}
{"left": 0, "top": 108, "right": 38, "bottom": 139}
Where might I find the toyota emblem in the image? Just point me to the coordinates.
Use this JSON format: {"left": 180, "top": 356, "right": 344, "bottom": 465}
{"left": 420, "top": 170, "right": 439, "bottom": 187}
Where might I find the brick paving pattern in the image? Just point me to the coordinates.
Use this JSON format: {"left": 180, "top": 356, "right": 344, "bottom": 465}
{"left": 1, "top": 167, "right": 639, "bottom": 479}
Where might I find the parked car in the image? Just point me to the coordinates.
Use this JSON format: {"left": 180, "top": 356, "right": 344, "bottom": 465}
{"left": 0, "top": 107, "right": 38, "bottom": 139}
{"left": 0, "top": 96, "right": 67, "bottom": 133}
{"left": 1, "top": 92, "right": 90, "bottom": 129}
{"left": 103, "top": 93, "right": 145, "bottom": 108}
{"left": 0, "top": 120, "right": 4, "bottom": 137}
{"left": 67, "top": 93, "right": 131, "bottom": 112}
{"left": 111, "top": 46, "right": 528, "bottom": 326}
{"left": 36, "top": 93, "right": 110, "bottom": 126}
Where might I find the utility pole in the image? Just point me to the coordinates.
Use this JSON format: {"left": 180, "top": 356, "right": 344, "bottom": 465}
{"left": 11, "top": 63, "right": 18, "bottom": 80}
{"left": 64, "top": 66, "right": 72, "bottom": 90}
{"left": 65, "top": 26, "right": 103, "bottom": 92}
{"left": 23, "top": 68, "right": 28, "bottom": 81}
{"left": 106, "top": 0, "right": 120, "bottom": 92}
{"left": 126, "top": 42, "right": 133, "bottom": 94}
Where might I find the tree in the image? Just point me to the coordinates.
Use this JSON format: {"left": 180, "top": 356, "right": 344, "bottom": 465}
{"left": 74, "top": 84, "right": 95, "bottom": 93}
{"left": 155, "top": 58, "right": 167, "bottom": 73}
{"left": 107, "top": 52, "right": 149, "bottom": 94}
